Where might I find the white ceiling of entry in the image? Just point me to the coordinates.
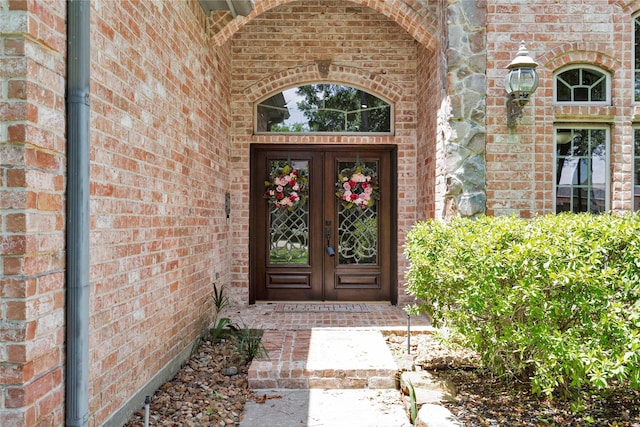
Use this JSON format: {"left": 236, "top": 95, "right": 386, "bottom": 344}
{"left": 198, "top": 0, "right": 254, "bottom": 17}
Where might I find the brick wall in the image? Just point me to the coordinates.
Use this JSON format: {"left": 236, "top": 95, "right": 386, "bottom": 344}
{"left": 227, "top": 0, "right": 441, "bottom": 305}
{"left": 88, "top": 1, "right": 231, "bottom": 424}
{"left": 486, "top": 0, "right": 637, "bottom": 216}
{"left": 416, "top": 41, "right": 443, "bottom": 221}
{"left": 0, "top": 0, "right": 66, "bottom": 425}
{"left": 3, "top": 0, "right": 445, "bottom": 424}
{"left": 13, "top": 0, "right": 640, "bottom": 424}
{"left": 2, "top": 0, "right": 233, "bottom": 425}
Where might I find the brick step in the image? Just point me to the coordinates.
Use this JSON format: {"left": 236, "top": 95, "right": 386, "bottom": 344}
{"left": 247, "top": 329, "right": 399, "bottom": 389}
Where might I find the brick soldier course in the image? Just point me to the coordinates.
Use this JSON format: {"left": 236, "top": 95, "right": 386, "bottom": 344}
{"left": 2, "top": 1, "right": 640, "bottom": 425}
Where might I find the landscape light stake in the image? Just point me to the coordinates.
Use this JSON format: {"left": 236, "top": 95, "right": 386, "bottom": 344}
{"left": 144, "top": 396, "right": 150, "bottom": 427}
{"left": 407, "top": 314, "right": 411, "bottom": 355}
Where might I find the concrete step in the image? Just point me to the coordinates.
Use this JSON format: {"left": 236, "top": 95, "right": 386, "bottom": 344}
{"left": 247, "top": 328, "right": 399, "bottom": 389}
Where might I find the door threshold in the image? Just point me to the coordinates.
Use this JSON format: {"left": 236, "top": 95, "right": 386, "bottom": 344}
{"left": 254, "top": 301, "right": 393, "bottom": 305}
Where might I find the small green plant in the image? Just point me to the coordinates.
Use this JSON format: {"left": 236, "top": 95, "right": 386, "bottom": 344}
{"left": 212, "top": 391, "right": 226, "bottom": 400}
{"left": 407, "top": 379, "right": 417, "bottom": 425}
{"left": 234, "top": 322, "right": 269, "bottom": 363}
{"left": 208, "top": 283, "right": 234, "bottom": 343}
{"left": 212, "top": 282, "right": 230, "bottom": 316}
{"left": 209, "top": 317, "right": 232, "bottom": 343}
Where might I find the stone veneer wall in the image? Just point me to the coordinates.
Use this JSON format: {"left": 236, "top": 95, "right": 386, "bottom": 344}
{"left": 442, "top": 0, "right": 487, "bottom": 218}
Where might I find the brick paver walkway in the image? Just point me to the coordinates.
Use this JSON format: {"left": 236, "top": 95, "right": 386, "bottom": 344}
{"left": 227, "top": 302, "right": 431, "bottom": 331}
{"left": 226, "top": 303, "right": 431, "bottom": 389}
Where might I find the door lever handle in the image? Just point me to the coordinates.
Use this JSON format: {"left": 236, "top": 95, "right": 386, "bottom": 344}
{"left": 325, "top": 225, "right": 334, "bottom": 256}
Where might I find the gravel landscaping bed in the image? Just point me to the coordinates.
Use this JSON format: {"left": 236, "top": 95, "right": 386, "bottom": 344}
{"left": 124, "top": 334, "right": 255, "bottom": 427}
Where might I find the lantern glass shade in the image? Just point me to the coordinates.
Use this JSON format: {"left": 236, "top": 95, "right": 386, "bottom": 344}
{"left": 505, "top": 67, "right": 539, "bottom": 100}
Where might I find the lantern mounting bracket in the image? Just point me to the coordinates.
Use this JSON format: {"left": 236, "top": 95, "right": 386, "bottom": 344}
{"left": 507, "top": 94, "right": 530, "bottom": 127}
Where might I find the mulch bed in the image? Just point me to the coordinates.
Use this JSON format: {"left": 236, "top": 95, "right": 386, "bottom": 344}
{"left": 386, "top": 332, "right": 640, "bottom": 427}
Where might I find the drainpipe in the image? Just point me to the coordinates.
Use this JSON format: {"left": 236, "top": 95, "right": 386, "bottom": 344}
{"left": 66, "top": 0, "right": 90, "bottom": 426}
{"left": 225, "top": 0, "right": 238, "bottom": 18}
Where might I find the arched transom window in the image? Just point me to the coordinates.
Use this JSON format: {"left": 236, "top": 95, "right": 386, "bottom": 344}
{"left": 555, "top": 67, "right": 609, "bottom": 103}
{"left": 255, "top": 83, "right": 392, "bottom": 134}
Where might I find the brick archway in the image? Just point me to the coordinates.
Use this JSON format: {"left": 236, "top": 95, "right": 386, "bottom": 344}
{"left": 245, "top": 64, "right": 404, "bottom": 106}
{"left": 539, "top": 43, "right": 622, "bottom": 74}
{"left": 210, "top": 0, "right": 439, "bottom": 49}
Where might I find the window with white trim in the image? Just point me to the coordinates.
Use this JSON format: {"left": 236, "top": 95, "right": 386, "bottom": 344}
{"left": 634, "top": 129, "right": 640, "bottom": 210}
{"left": 255, "top": 84, "right": 392, "bottom": 134}
{"left": 635, "top": 15, "right": 640, "bottom": 101}
{"left": 555, "top": 127, "right": 609, "bottom": 213}
{"left": 555, "top": 67, "right": 608, "bottom": 103}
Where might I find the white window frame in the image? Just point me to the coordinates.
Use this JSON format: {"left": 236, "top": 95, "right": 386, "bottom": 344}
{"left": 554, "top": 65, "right": 610, "bottom": 106}
{"left": 254, "top": 83, "right": 394, "bottom": 136}
{"left": 634, "top": 14, "right": 640, "bottom": 102}
{"left": 633, "top": 127, "right": 640, "bottom": 211}
{"left": 553, "top": 125, "right": 610, "bottom": 214}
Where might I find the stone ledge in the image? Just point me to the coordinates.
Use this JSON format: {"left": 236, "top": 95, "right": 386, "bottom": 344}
{"left": 415, "top": 403, "right": 463, "bottom": 427}
{"left": 399, "top": 370, "right": 461, "bottom": 427}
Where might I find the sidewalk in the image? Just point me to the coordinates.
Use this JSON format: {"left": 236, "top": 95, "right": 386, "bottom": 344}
{"left": 241, "top": 388, "right": 411, "bottom": 427}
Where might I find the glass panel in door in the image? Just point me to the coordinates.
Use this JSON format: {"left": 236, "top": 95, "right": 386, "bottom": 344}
{"left": 267, "top": 160, "right": 309, "bottom": 265}
{"left": 336, "top": 161, "right": 378, "bottom": 265}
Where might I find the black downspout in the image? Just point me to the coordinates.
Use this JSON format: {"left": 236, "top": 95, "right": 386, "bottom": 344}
{"left": 66, "top": 0, "right": 90, "bottom": 426}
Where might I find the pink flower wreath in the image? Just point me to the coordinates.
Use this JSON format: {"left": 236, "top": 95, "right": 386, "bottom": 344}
{"left": 264, "top": 164, "right": 308, "bottom": 211}
{"left": 335, "top": 163, "right": 379, "bottom": 210}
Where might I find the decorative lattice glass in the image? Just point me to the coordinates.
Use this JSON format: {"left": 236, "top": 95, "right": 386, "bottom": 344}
{"left": 268, "top": 160, "right": 309, "bottom": 265}
{"left": 337, "top": 161, "right": 378, "bottom": 265}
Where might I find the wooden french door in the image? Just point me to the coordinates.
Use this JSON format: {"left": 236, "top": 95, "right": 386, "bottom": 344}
{"left": 249, "top": 145, "right": 396, "bottom": 303}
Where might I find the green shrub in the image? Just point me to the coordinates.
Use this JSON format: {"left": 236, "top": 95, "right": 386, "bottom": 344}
{"left": 405, "top": 212, "right": 640, "bottom": 398}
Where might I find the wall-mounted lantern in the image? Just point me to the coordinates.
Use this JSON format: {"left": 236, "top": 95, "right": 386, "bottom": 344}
{"left": 505, "top": 41, "right": 539, "bottom": 127}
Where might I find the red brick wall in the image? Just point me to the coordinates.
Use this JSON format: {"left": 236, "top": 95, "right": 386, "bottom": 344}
{"left": 486, "top": 0, "right": 636, "bottom": 216}
{"left": 227, "top": 0, "right": 441, "bottom": 306}
{"left": 3, "top": 0, "right": 232, "bottom": 425}
{"left": 18, "top": 0, "right": 640, "bottom": 424}
{"left": 87, "top": 1, "right": 231, "bottom": 424}
{"left": 3, "top": 0, "right": 443, "bottom": 424}
{"left": 416, "top": 42, "right": 443, "bottom": 221}
{"left": 0, "top": 0, "right": 67, "bottom": 425}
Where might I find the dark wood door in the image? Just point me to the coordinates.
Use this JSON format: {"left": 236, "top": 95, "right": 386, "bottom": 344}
{"left": 250, "top": 145, "right": 396, "bottom": 303}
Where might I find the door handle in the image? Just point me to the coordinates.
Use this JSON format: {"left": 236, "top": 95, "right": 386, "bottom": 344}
{"left": 325, "top": 222, "right": 335, "bottom": 256}
{"left": 326, "top": 245, "right": 335, "bottom": 257}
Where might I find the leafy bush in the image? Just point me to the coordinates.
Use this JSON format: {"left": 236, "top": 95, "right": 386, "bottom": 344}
{"left": 405, "top": 212, "right": 640, "bottom": 398}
